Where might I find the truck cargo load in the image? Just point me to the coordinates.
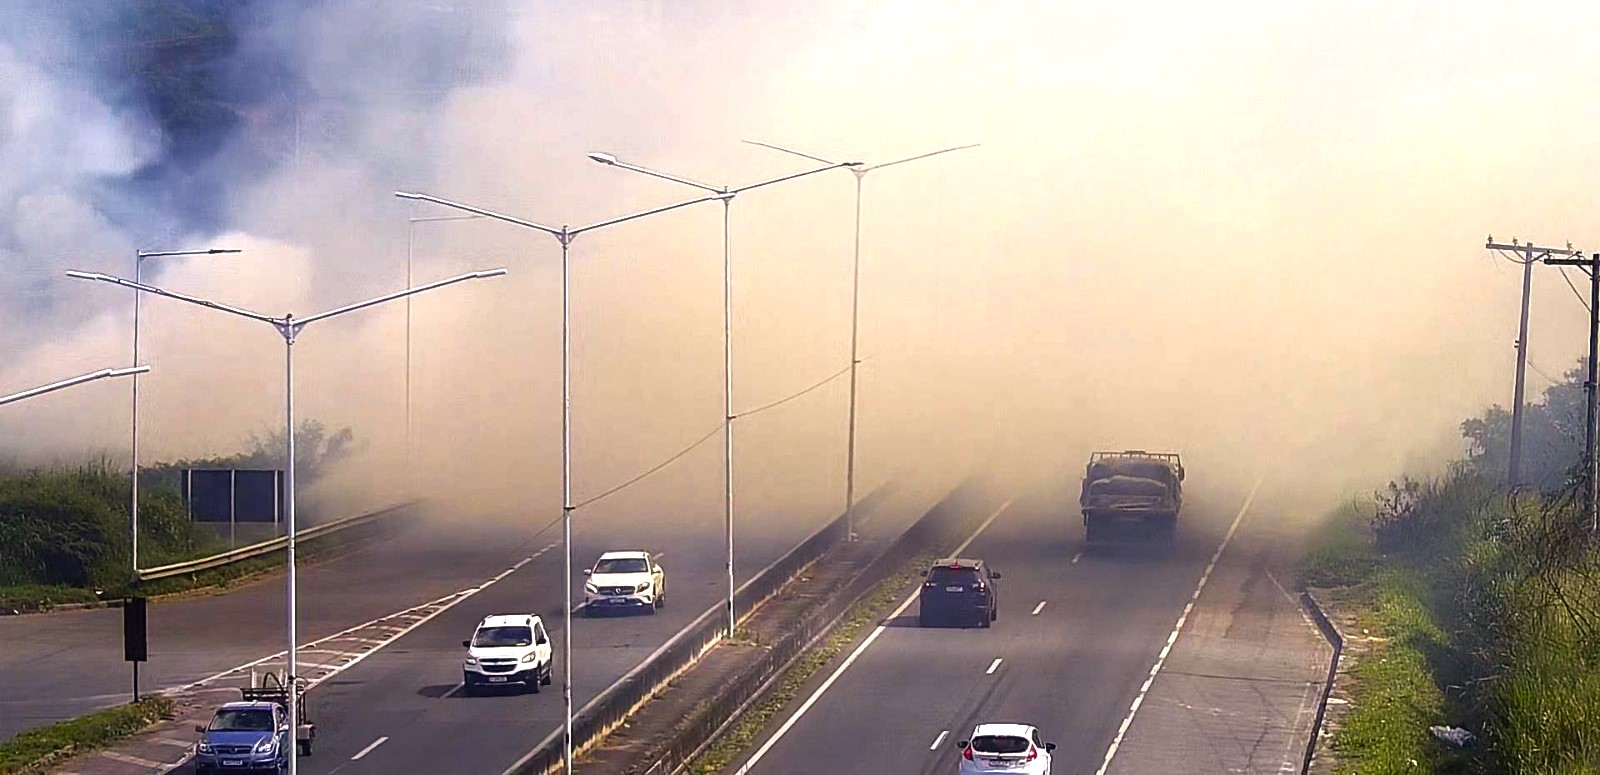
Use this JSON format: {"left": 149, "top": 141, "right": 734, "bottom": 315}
{"left": 1080, "top": 450, "right": 1183, "bottom": 543}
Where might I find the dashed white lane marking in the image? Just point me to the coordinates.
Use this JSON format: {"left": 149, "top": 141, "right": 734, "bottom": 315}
{"left": 735, "top": 499, "right": 1014, "bottom": 774}
{"left": 1031, "top": 601, "right": 1047, "bottom": 616}
{"left": 351, "top": 736, "right": 389, "bottom": 760}
{"left": 986, "top": 658, "right": 1003, "bottom": 675}
{"left": 100, "top": 751, "right": 165, "bottom": 767}
{"left": 173, "top": 542, "right": 559, "bottom": 695}
{"left": 1095, "top": 477, "right": 1262, "bottom": 775}
{"left": 1071, "top": 551, "right": 1083, "bottom": 564}
{"left": 929, "top": 730, "right": 949, "bottom": 751}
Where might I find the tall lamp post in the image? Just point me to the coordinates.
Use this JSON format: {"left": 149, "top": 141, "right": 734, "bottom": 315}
{"left": 404, "top": 212, "right": 479, "bottom": 491}
{"left": 1, "top": 366, "right": 149, "bottom": 407}
{"left": 67, "top": 267, "right": 506, "bottom": 775}
{"left": 394, "top": 189, "right": 729, "bottom": 773}
{"left": 585, "top": 152, "right": 861, "bottom": 637}
{"left": 742, "top": 141, "right": 978, "bottom": 541}
{"left": 132, "top": 247, "right": 241, "bottom": 576}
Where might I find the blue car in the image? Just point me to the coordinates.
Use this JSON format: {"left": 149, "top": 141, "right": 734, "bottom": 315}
{"left": 194, "top": 701, "right": 290, "bottom": 774}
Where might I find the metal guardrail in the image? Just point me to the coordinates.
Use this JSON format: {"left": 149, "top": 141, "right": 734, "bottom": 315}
{"left": 1300, "top": 589, "right": 1345, "bottom": 774}
{"left": 504, "top": 483, "right": 900, "bottom": 775}
{"left": 136, "top": 501, "right": 418, "bottom": 582}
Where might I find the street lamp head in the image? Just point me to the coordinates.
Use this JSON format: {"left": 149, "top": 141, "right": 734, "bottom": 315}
{"left": 65, "top": 270, "right": 103, "bottom": 281}
{"left": 394, "top": 191, "right": 425, "bottom": 200}
{"left": 587, "top": 152, "right": 619, "bottom": 166}
{"left": 843, "top": 161, "right": 865, "bottom": 167}
{"left": 471, "top": 268, "right": 510, "bottom": 279}
{"left": 208, "top": 249, "right": 243, "bottom": 255}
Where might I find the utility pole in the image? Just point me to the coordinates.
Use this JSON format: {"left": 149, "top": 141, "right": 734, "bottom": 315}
{"left": 1541, "top": 249, "right": 1598, "bottom": 532}
{"left": 1486, "top": 237, "right": 1580, "bottom": 488}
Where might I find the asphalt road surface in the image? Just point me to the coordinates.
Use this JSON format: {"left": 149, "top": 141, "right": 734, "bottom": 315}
{"left": 0, "top": 493, "right": 905, "bottom": 746}
{"left": 730, "top": 481, "right": 1258, "bottom": 775}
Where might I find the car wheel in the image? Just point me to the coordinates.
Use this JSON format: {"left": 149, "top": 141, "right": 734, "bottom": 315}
{"left": 979, "top": 610, "right": 991, "bottom": 628}
{"left": 299, "top": 739, "right": 313, "bottom": 756}
{"left": 542, "top": 665, "right": 553, "bottom": 686}
{"left": 530, "top": 671, "right": 541, "bottom": 693}
{"left": 461, "top": 676, "right": 476, "bottom": 697}
{"left": 991, "top": 604, "right": 998, "bottom": 622}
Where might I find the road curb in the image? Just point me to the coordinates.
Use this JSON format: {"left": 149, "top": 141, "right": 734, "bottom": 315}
{"left": 1299, "top": 588, "right": 1345, "bottom": 775}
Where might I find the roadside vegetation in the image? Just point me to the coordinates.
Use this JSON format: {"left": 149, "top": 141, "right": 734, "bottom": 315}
{"left": 1305, "top": 358, "right": 1600, "bottom": 773}
{"left": 0, "top": 696, "right": 172, "bottom": 773}
{"left": 0, "top": 421, "right": 355, "bottom": 610}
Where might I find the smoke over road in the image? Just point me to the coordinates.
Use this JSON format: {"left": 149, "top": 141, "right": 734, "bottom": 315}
{"left": 5, "top": 1, "right": 1599, "bottom": 528}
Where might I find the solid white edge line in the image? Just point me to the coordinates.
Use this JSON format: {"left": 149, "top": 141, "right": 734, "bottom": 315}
{"left": 734, "top": 498, "right": 1015, "bottom": 775}
{"left": 985, "top": 658, "right": 1003, "bottom": 675}
{"left": 1031, "top": 601, "right": 1046, "bottom": 616}
{"left": 351, "top": 736, "right": 389, "bottom": 760}
{"left": 929, "top": 730, "right": 949, "bottom": 751}
{"left": 1094, "top": 477, "right": 1263, "bottom": 775}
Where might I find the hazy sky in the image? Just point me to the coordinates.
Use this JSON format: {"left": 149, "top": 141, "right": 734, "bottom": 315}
{"left": 3, "top": 0, "right": 1598, "bottom": 518}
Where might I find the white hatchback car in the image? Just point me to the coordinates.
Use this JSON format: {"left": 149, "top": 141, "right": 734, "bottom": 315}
{"left": 957, "top": 723, "right": 1056, "bottom": 774}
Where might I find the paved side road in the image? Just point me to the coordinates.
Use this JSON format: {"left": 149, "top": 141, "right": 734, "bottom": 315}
{"left": 1104, "top": 490, "right": 1331, "bottom": 775}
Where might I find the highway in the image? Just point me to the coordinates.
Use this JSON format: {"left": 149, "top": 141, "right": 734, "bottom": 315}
{"left": 0, "top": 507, "right": 560, "bottom": 741}
{"left": 730, "top": 481, "right": 1260, "bottom": 775}
{"left": 0, "top": 484, "right": 923, "bottom": 749}
{"left": 11, "top": 481, "right": 937, "bottom": 774}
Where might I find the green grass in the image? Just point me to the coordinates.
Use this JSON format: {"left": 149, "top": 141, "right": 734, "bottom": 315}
{"left": 686, "top": 554, "right": 936, "bottom": 774}
{"left": 0, "top": 696, "right": 172, "bottom": 773}
{"left": 1331, "top": 570, "right": 1458, "bottom": 774}
{"left": 1299, "top": 499, "right": 1380, "bottom": 589}
{"left": 0, "top": 584, "right": 103, "bottom": 614}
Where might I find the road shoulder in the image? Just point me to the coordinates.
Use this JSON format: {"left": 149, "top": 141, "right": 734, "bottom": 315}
{"left": 1105, "top": 517, "right": 1332, "bottom": 775}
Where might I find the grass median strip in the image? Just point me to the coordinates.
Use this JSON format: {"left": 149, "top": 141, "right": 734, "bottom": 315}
{"left": 0, "top": 696, "right": 173, "bottom": 774}
{"left": 685, "top": 553, "right": 935, "bottom": 774}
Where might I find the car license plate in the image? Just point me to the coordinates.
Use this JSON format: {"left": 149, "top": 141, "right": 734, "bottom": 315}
{"left": 945, "top": 585, "right": 964, "bottom": 592}
{"left": 222, "top": 760, "right": 244, "bottom": 767}
{"left": 488, "top": 676, "right": 507, "bottom": 683}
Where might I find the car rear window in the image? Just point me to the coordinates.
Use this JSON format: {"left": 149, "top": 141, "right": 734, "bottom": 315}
{"left": 927, "top": 566, "right": 980, "bottom": 584}
{"left": 473, "top": 626, "right": 533, "bottom": 647}
{"left": 972, "top": 735, "right": 1031, "bottom": 754}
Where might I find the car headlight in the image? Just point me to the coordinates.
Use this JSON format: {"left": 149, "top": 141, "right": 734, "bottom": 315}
{"left": 636, "top": 582, "right": 652, "bottom": 593}
{"left": 253, "top": 737, "right": 277, "bottom": 753}
{"left": 464, "top": 657, "right": 478, "bottom": 665}
{"left": 584, "top": 582, "right": 597, "bottom": 594}
{"left": 521, "top": 652, "right": 539, "bottom": 663}
{"left": 197, "top": 741, "right": 213, "bottom": 754}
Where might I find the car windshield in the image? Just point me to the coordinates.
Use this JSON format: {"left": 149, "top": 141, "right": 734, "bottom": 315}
{"left": 972, "top": 735, "right": 1031, "bottom": 754}
{"left": 928, "top": 566, "right": 979, "bottom": 584}
{"left": 473, "top": 626, "right": 532, "bottom": 647}
{"left": 594, "top": 558, "right": 648, "bottom": 574}
{"left": 209, "top": 709, "right": 274, "bottom": 732}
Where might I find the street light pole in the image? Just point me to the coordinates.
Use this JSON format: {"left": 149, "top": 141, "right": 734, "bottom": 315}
{"left": 743, "top": 140, "right": 978, "bottom": 541}
{"left": 587, "top": 152, "right": 860, "bottom": 637}
{"left": 67, "top": 267, "right": 506, "bottom": 775}
{"left": 0, "top": 366, "right": 150, "bottom": 407}
{"left": 404, "top": 213, "right": 479, "bottom": 492}
{"left": 131, "top": 247, "right": 240, "bottom": 576}
{"left": 394, "top": 189, "right": 728, "bottom": 774}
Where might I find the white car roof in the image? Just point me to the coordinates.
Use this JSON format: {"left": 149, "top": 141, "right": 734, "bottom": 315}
{"left": 972, "top": 722, "right": 1035, "bottom": 738}
{"left": 597, "top": 550, "right": 649, "bottom": 561}
{"left": 478, "top": 614, "right": 540, "bottom": 628}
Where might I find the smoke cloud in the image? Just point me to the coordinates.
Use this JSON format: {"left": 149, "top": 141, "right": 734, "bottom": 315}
{"left": 6, "top": 1, "right": 1600, "bottom": 530}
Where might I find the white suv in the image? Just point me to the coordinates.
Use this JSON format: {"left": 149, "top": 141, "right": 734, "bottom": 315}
{"left": 583, "top": 551, "right": 665, "bottom": 615}
{"left": 461, "top": 614, "right": 553, "bottom": 695}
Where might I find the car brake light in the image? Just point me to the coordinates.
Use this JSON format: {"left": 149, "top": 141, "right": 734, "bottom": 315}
{"left": 962, "top": 746, "right": 974, "bottom": 761}
{"left": 1027, "top": 745, "right": 1038, "bottom": 761}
